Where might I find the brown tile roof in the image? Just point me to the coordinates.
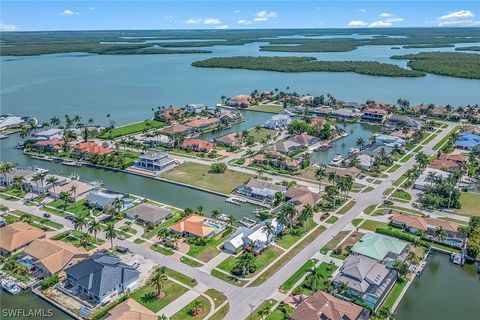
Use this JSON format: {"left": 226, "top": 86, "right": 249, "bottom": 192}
{"left": 290, "top": 291, "right": 366, "bottom": 320}
{"left": 162, "top": 124, "right": 191, "bottom": 134}
{"left": 215, "top": 133, "right": 238, "bottom": 145}
{"left": 0, "top": 222, "right": 45, "bottom": 252}
{"left": 24, "top": 239, "right": 88, "bottom": 274}
{"left": 391, "top": 130, "right": 414, "bottom": 139}
{"left": 430, "top": 158, "right": 460, "bottom": 171}
{"left": 34, "top": 139, "right": 64, "bottom": 150}
{"left": 289, "top": 134, "right": 317, "bottom": 146}
{"left": 181, "top": 138, "right": 214, "bottom": 151}
{"left": 106, "top": 298, "right": 157, "bottom": 320}
{"left": 169, "top": 215, "right": 214, "bottom": 238}
{"left": 49, "top": 180, "right": 95, "bottom": 198}
{"left": 74, "top": 141, "right": 112, "bottom": 155}
{"left": 285, "top": 187, "right": 322, "bottom": 212}
{"left": 185, "top": 117, "right": 220, "bottom": 128}
{"left": 391, "top": 214, "right": 460, "bottom": 233}
{"left": 438, "top": 154, "right": 466, "bottom": 163}
{"left": 325, "top": 166, "right": 361, "bottom": 179}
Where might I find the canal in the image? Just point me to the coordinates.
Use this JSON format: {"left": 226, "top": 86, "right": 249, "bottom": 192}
{"left": 396, "top": 252, "right": 480, "bottom": 320}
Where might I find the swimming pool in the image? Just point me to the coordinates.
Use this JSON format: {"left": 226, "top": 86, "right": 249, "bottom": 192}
{"left": 17, "top": 256, "right": 34, "bottom": 270}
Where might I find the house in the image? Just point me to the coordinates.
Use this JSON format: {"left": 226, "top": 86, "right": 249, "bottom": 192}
{"left": 161, "top": 124, "right": 191, "bottom": 135}
{"left": 332, "top": 109, "right": 357, "bottom": 121}
{"left": 169, "top": 215, "right": 226, "bottom": 238}
{"left": 264, "top": 114, "right": 291, "bottom": 130}
{"left": 333, "top": 254, "right": 398, "bottom": 310}
{"left": 430, "top": 154, "right": 466, "bottom": 172}
{"left": 388, "top": 115, "right": 422, "bottom": 129}
{"left": 134, "top": 133, "right": 174, "bottom": 147}
{"left": 290, "top": 290, "right": 370, "bottom": 320}
{"left": 226, "top": 95, "right": 251, "bottom": 108}
{"left": 350, "top": 233, "right": 407, "bottom": 263}
{"left": 274, "top": 140, "right": 302, "bottom": 155}
{"left": 22, "top": 239, "right": 89, "bottom": 278}
{"left": 0, "top": 115, "right": 33, "bottom": 132}
{"left": 0, "top": 222, "right": 46, "bottom": 257}
{"left": 86, "top": 190, "right": 133, "bottom": 210}
{"left": 360, "top": 145, "right": 394, "bottom": 158}
{"left": 154, "top": 107, "right": 184, "bottom": 122}
{"left": 308, "top": 106, "right": 333, "bottom": 117}
{"left": 215, "top": 132, "right": 239, "bottom": 147}
{"left": 74, "top": 141, "right": 112, "bottom": 155}
{"left": 300, "top": 95, "right": 315, "bottom": 106}
{"left": 32, "top": 139, "right": 65, "bottom": 152}
{"left": 223, "top": 219, "right": 283, "bottom": 254}
{"left": 362, "top": 108, "right": 388, "bottom": 122}
{"left": 181, "top": 138, "right": 215, "bottom": 152}
{"left": 125, "top": 203, "right": 172, "bottom": 225}
{"left": 48, "top": 180, "right": 97, "bottom": 200}
{"left": 390, "top": 130, "right": 414, "bottom": 140}
{"left": 455, "top": 132, "right": 480, "bottom": 150}
{"left": 25, "top": 173, "right": 69, "bottom": 194}
{"left": 64, "top": 252, "right": 140, "bottom": 304}
{"left": 288, "top": 133, "right": 319, "bottom": 147}
{"left": 106, "top": 298, "right": 157, "bottom": 320}
{"left": 183, "top": 104, "right": 212, "bottom": 114}
{"left": 0, "top": 167, "right": 36, "bottom": 187}
{"left": 251, "top": 151, "right": 303, "bottom": 171}
{"left": 414, "top": 168, "right": 450, "bottom": 190}
{"left": 219, "top": 110, "right": 241, "bottom": 122}
{"left": 32, "top": 128, "right": 63, "bottom": 141}
{"left": 356, "top": 154, "right": 374, "bottom": 170}
{"left": 235, "top": 179, "right": 287, "bottom": 204}
{"left": 184, "top": 117, "right": 221, "bottom": 130}
{"left": 324, "top": 166, "right": 362, "bottom": 179}
{"left": 284, "top": 187, "right": 322, "bottom": 213}
{"left": 375, "top": 134, "right": 406, "bottom": 147}
{"left": 390, "top": 214, "right": 466, "bottom": 246}
{"left": 134, "top": 152, "right": 176, "bottom": 172}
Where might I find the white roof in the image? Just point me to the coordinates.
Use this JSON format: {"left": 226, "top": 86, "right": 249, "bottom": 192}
{"left": 0, "top": 116, "right": 25, "bottom": 129}
{"left": 33, "top": 128, "right": 63, "bottom": 137}
{"left": 226, "top": 232, "right": 245, "bottom": 249}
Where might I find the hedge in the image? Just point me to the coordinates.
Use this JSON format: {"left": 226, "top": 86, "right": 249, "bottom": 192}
{"left": 375, "top": 227, "right": 430, "bottom": 247}
{"left": 40, "top": 275, "right": 59, "bottom": 290}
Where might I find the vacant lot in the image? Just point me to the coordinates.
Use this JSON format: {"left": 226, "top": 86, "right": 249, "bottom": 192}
{"left": 98, "top": 119, "right": 166, "bottom": 139}
{"left": 454, "top": 192, "right": 480, "bottom": 217}
{"left": 248, "top": 104, "right": 283, "bottom": 113}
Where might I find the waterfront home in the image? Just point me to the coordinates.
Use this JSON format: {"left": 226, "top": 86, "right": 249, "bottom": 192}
{"left": 430, "top": 154, "right": 466, "bottom": 172}
{"left": 251, "top": 151, "right": 303, "bottom": 171}
{"left": 390, "top": 214, "right": 466, "bottom": 246}
{"left": 125, "top": 203, "right": 172, "bottom": 225}
{"left": 48, "top": 180, "right": 97, "bottom": 200}
{"left": 360, "top": 145, "right": 394, "bottom": 158}
{"left": 236, "top": 179, "right": 287, "bottom": 204}
{"left": 390, "top": 129, "right": 415, "bottom": 140}
{"left": 181, "top": 138, "right": 215, "bottom": 152}
{"left": 32, "top": 139, "right": 65, "bottom": 152}
{"left": 86, "top": 190, "right": 133, "bottom": 210}
{"left": 454, "top": 132, "right": 480, "bottom": 150}
{"left": 308, "top": 106, "right": 333, "bottom": 117}
{"left": 362, "top": 108, "right": 388, "bottom": 122}
{"left": 32, "top": 128, "right": 63, "bottom": 140}
{"left": 134, "top": 133, "right": 174, "bottom": 147}
{"left": 413, "top": 103, "right": 447, "bottom": 118}
{"left": 226, "top": 95, "right": 251, "bottom": 108}
{"left": 154, "top": 107, "right": 185, "bottom": 122}
{"left": 183, "top": 103, "right": 214, "bottom": 114}
{"left": 290, "top": 290, "right": 370, "bottom": 320}
{"left": 333, "top": 254, "right": 398, "bottom": 310}
{"left": 375, "top": 134, "right": 406, "bottom": 147}
{"left": 284, "top": 186, "right": 322, "bottom": 213}
{"left": 161, "top": 124, "right": 192, "bottom": 135}
{"left": 356, "top": 154, "right": 375, "bottom": 170}
{"left": 413, "top": 168, "right": 450, "bottom": 190}
{"left": 0, "top": 167, "right": 36, "bottom": 187}
{"left": 134, "top": 152, "right": 176, "bottom": 172}
{"left": 184, "top": 117, "right": 221, "bottom": 130}
{"left": 224, "top": 218, "right": 283, "bottom": 254}
{"left": 0, "top": 222, "right": 46, "bottom": 257}
{"left": 388, "top": 115, "right": 423, "bottom": 129}
{"left": 324, "top": 166, "right": 362, "bottom": 179}
{"left": 288, "top": 133, "right": 319, "bottom": 147}
{"left": 264, "top": 114, "right": 292, "bottom": 130}
{"left": 22, "top": 238, "right": 89, "bottom": 278}
{"left": 274, "top": 140, "right": 303, "bottom": 155}
{"left": 74, "top": 141, "right": 112, "bottom": 155}
{"left": 331, "top": 109, "right": 357, "bottom": 121}
{"left": 215, "top": 132, "right": 239, "bottom": 147}
{"left": 351, "top": 233, "right": 407, "bottom": 263}
{"left": 25, "top": 173, "right": 69, "bottom": 194}
{"left": 169, "top": 214, "right": 226, "bottom": 238}
{"left": 64, "top": 252, "right": 140, "bottom": 304}
{"left": 299, "top": 95, "right": 315, "bottom": 106}
{"left": 0, "top": 115, "right": 34, "bottom": 132}
{"left": 219, "top": 110, "right": 241, "bottom": 122}
{"left": 106, "top": 298, "right": 157, "bottom": 320}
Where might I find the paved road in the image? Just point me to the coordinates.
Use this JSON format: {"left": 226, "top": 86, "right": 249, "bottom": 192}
{"left": 0, "top": 122, "right": 457, "bottom": 320}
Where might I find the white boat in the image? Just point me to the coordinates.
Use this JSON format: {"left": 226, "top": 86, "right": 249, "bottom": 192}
{"left": 348, "top": 147, "right": 360, "bottom": 155}
{"left": 2, "top": 280, "right": 21, "bottom": 295}
{"left": 330, "top": 154, "right": 345, "bottom": 166}
{"left": 450, "top": 253, "right": 463, "bottom": 265}
{"left": 62, "top": 160, "right": 83, "bottom": 167}
{"left": 0, "top": 134, "right": 8, "bottom": 139}
{"left": 239, "top": 216, "right": 257, "bottom": 227}
{"left": 217, "top": 214, "right": 229, "bottom": 222}
{"left": 225, "top": 197, "right": 241, "bottom": 205}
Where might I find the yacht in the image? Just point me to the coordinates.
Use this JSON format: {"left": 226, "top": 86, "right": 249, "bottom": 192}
{"left": 2, "top": 280, "right": 21, "bottom": 295}
{"left": 62, "top": 160, "right": 83, "bottom": 167}
{"left": 330, "top": 154, "right": 345, "bottom": 166}
{"left": 348, "top": 147, "right": 360, "bottom": 155}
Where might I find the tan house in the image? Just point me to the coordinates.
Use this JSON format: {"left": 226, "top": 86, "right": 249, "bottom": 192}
{"left": 0, "top": 222, "right": 46, "bottom": 257}
{"left": 106, "top": 298, "right": 157, "bottom": 320}
{"left": 23, "top": 238, "right": 89, "bottom": 277}
{"left": 284, "top": 186, "right": 322, "bottom": 213}
{"left": 48, "top": 180, "right": 97, "bottom": 200}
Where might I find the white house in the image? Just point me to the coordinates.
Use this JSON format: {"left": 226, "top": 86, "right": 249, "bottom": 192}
{"left": 356, "top": 154, "right": 374, "bottom": 170}
{"left": 414, "top": 168, "right": 450, "bottom": 190}
{"left": 264, "top": 114, "right": 292, "bottom": 130}
{"left": 375, "top": 134, "right": 406, "bottom": 148}
{"left": 32, "top": 128, "right": 63, "bottom": 141}
{"left": 86, "top": 190, "right": 133, "bottom": 210}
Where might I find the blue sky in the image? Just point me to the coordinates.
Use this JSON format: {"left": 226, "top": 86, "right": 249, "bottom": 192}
{"left": 1, "top": 1, "right": 480, "bottom": 31}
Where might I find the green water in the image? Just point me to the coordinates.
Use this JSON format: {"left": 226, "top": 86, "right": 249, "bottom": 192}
{"left": 396, "top": 253, "right": 480, "bottom": 320}
{"left": 0, "top": 290, "right": 71, "bottom": 319}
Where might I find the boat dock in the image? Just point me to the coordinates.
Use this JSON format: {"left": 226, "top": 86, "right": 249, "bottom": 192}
{"left": 239, "top": 216, "right": 257, "bottom": 228}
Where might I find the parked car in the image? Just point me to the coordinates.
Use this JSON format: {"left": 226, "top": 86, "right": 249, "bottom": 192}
{"left": 43, "top": 213, "right": 51, "bottom": 218}
{"left": 117, "top": 235, "right": 126, "bottom": 240}
{"left": 65, "top": 214, "right": 77, "bottom": 221}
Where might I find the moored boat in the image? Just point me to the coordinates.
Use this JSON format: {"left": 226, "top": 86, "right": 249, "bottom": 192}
{"left": 1, "top": 279, "right": 21, "bottom": 295}
{"left": 330, "top": 154, "right": 345, "bottom": 166}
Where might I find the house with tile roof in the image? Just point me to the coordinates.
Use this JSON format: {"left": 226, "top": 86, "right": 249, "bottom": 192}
{"left": 0, "top": 222, "right": 46, "bottom": 257}
{"left": 154, "top": 107, "right": 184, "bottom": 122}
{"left": 215, "top": 132, "right": 239, "bottom": 147}
{"left": 161, "top": 124, "right": 192, "bottom": 135}
{"left": 350, "top": 233, "right": 407, "bottom": 262}
{"left": 362, "top": 108, "right": 388, "bottom": 122}
{"left": 169, "top": 214, "right": 226, "bottom": 238}
{"left": 106, "top": 298, "right": 157, "bottom": 320}
{"left": 74, "top": 141, "right": 112, "bottom": 155}
{"left": 184, "top": 117, "right": 221, "bottom": 130}
{"left": 290, "top": 291, "right": 370, "bottom": 320}
{"left": 284, "top": 186, "right": 322, "bottom": 214}
{"left": 125, "top": 203, "right": 172, "bottom": 225}
{"left": 181, "top": 138, "right": 215, "bottom": 152}
{"left": 430, "top": 154, "right": 466, "bottom": 172}
{"left": 48, "top": 180, "right": 97, "bottom": 200}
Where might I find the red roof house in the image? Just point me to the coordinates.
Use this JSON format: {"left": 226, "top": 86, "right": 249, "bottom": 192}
{"left": 181, "top": 139, "right": 214, "bottom": 152}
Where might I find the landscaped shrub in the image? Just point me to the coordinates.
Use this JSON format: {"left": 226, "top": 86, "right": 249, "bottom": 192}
{"left": 40, "top": 275, "right": 59, "bottom": 290}
{"left": 376, "top": 227, "right": 429, "bottom": 247}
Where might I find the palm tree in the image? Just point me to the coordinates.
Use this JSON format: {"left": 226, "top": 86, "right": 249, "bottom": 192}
{"left": 0, "top": 162, "right": 16, "bottom": 186}
{"left": 30, "top": 173, "right": 43, "bottom": 194}
{"left": 46, "top": 176, "right": 59, "bottom": 196}
{"left": 148, "top": 267, "right": 168, "bottom": 298}
{"left": 59, "top": 191, "right": 71, "bottom": 210}
{"left": 314, "top": 165, "right": 326, "bottom": 194}
{"left": 327, "top": 171, "right": 338, "bottom": 187}
{"left": 433, "top": 227, "right": 448, "bottom": 243}
{"left": 258, "top": 306, "right": 270, "bottom": 320}
{"left": 254, "top": 125, "right": 262, "bottom": 136}
{"left": 299, "top": 204, "right": 314, "bottom": 229}
{"left": 337, "top": 281, "right": 349, "bottom": 295}
{"left": 227, "top": 215, "right": 237, "bottom": 226}
{"left": 356, "top": 137, "right": 366, "bottom": 149}
{"left": 211, "top": 210, "right": 221, "bottom": 219}
{"left": 112, "top": 197, "right": 125, "bottom": 216}
{"left": 87, "top": 220, "right": 101, "bottom": 243}
{"left": 50, "top": 116, "right": 61, "bottom": 127}
{"left": 105, "top": 222, "right": 117, "bottom": 249}
{"left": 79, "top": 233, "right": 90, "bottom": 248}
{"left": 262, "top": 222, "right": 276, "bottom": 241}
{"left": 73, "top": 214, "right": 87, "bottom": 232}
{"left": 190, "top": 300, "right": 204, "bottom": 316}
{"left": 12, "top": 175, "right": 25, "bottom": 194}
{"left": 406, "top": 252, "right": 421, "bottom": 265}
{"left": 235, "top": 252, "right": 256, "bottom": 275}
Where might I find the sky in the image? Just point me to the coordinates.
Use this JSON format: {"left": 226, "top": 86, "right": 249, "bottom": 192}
{"left": 1, "top": 1, "right": 480, "bottom": 31}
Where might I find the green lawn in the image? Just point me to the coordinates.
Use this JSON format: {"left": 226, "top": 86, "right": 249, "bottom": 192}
{"left": 217, "top": 246, "right": 283, "bottom": 278}
{"left": 392, "top": 189, "right": 412, "bottom": 201}
{"left": 362, "top": 186, "right": 374, "bottom": 193}
{"left": 325, "top": 216, "right": 339, "bottom": 224}
{"left": 7, "top": 211, "right": 63, "bottom": 230}
{"left": 381, "top": 278, "right": 407, "bottom": 310}
{"left": 151, "top": 244, "right": 174, "bottom": 255}
{"left": 298, "top": 262, "right": 337, "bottom": 296}
{"left": 280, "top": 259, "right": 318, "bottom": 293}
{"left": 454, "top": 192, "right": 480, "bottom": 217}
{"left": 276, "top": 218, "right": 316, "bottom": 249}
{"left": 131, "top": 280, "right": 188, "bottom": 313}
{"left": 249, "top": 104, "right": 284, "bottom": 113}
{"left": 351, "top": 219, "right": 363, "bottom": 227}
{"left": 50, "top": 230, "right": 104, "bottom": 251}
{"left": 181, "top": 256, "right": 203, "bottom": 267}
{"left": 364, "top": 204, "right": 378, "bottom": 215}
{"left": 246, "top": 127, "right": 279, "bottom": 143}
{"left": 358, "top": 220, "right": 388, "bottom": 231}
{"left": 98, "top": 119, "right": 166, "bottom": 139}
{"left": 336, "top": 200, "right": 356, "bottom": 215}
{"left": 161, "top": 162, "right": 254, "bottom": 194}
{"left": 133, "top": 238, "right": 146, "bottom": 244}
{"left": 166, "top": 268, "right": 197, "bottom": 287}
{"left": 387, "top": 164, "right": 401, "bottom": 173}
{"left": 421, "top": 132, "right": 438, "bottom": 145}
{"left": 321, "top": 230, "right": 350, "bottom": 253}
{"left": 47, "top": 199, "right": 90, "bottom": 218}
{"left": 144, "top": 213, "right": 182, "bottom": 239}
{"left": 210, "top": 269, "right": 247, "bottom": 287}
{"left": 247, "top": 300, "right": 277, "bottom": 320}
{"left": 205, "top": 289, "right": 227, "bottom": 308}
{"left": 400, "top": 153, "right": 415, "bottom": 163}
{"left": 209, "top": 303, "right": 229, "bottom": 320}
{"left": 170, "top": 295, "right": 211, "bottom": 320}
{"left": 187, "top": 227, "right": 235, "bottom": 262}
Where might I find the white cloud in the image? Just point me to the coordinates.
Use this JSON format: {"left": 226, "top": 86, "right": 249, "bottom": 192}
{"left": 348, "top": 20, "right": 369, "bottom": 27}
{"left": 234, "top": 10, "right": 240, "bottom": 14}
{"left": 89, "top": 7, "right": 96, "bottom": 11}
{"left": 379, "top": 12, "right": 393, "bottom": 18}
{"left": 359, "top": 9, "right": 367, "bottom": 13}
{"left": 186, "top": 18, "right": 202, "bottom": 24}
{"left": 369, "top": 20, "right": 393, "bottom": 27}
{"left": 60, "top": 9, "right": 78, "bottom": 16}
{"left": 203, "top": 18, "right": 221, "bottom": 25}
{"left": 216, "top": 25, "right": 229, "bottom": 29}
{"left": 256, "top": 10, "right": 278, "bottom": 19}
{"left": 0, "top": 22, "right": 17, "bottom": 31}
{"left": 385, "top": 17, "right": 404, "bottom": 23}
{"left": 437, "top": 10, "right": 480, "bottom": 27}
{"left": 237, "top": 19, "right": 252, "bottom": 25}
{"left": 253, "top": 17, "right": 268, "bottom": 22}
